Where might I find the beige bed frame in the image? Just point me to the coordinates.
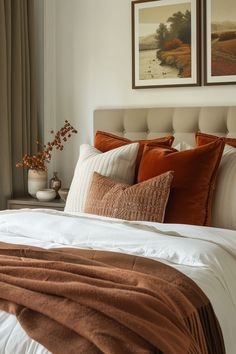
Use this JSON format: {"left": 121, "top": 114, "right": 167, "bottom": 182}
{"left": 94, "top": 107, "right": 236, "bottom": 146}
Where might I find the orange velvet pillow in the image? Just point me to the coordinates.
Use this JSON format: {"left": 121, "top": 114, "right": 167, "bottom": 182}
{"left": 94, "top": 131, "right": 174, "bottom": 170}
{"left": 196, "top": 132, "right": 236, "bottom": 148}
{"left": 138, "top": 139, "right": 225, "bottom": 226}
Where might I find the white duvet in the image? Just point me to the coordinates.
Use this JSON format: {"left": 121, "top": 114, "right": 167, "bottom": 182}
{"left": 0, "top": 209, "right": 236, "bottom": 354}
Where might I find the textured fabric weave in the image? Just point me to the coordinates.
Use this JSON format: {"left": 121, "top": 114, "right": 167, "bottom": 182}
{"left": 0, "top": 243, "right": 225, "bottom": 354}
{"left": 85, "top": 171, "right": 173, "bottom": 222}
{"left": 65, "top": 143, "right": 139, "bottom": 212}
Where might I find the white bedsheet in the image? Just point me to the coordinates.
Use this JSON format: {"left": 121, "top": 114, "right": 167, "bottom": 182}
{"left": 0, "top": 209, "right": 236, "bottom": 354}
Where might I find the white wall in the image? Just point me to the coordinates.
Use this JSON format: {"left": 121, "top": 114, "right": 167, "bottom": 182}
{"left": 44, "top": 0, "right": 236, "bottom": 187}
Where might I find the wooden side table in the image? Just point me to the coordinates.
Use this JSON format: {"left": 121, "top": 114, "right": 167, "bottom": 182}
{"left": 7, "top": 198, "right": 65, "bottom": 211}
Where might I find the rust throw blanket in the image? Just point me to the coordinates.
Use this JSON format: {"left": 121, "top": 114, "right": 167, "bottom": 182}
{"left": 0, "top": 243, "right": 225, "bottom": 354}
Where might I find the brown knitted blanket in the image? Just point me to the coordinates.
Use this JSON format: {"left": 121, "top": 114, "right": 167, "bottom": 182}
{"left": 0, "top": 242, "right": 225, "bottom": 354}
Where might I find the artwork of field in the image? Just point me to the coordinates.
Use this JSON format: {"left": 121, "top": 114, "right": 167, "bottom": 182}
{"left": 138, "top": 2, "right": 192, "bottom": 80}
{"left": 211, "top": 0, "right": 236, "bottom": 76}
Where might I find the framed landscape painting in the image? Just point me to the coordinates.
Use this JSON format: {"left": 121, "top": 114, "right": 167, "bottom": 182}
{"left": 131, "top": 0, "right": 201, "bottom": 89}
{"left": 204, "top": 0, "right": 236, "bottom": 85}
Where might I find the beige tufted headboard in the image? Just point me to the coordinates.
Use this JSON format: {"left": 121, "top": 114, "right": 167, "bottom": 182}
{"left": 94, "top": 107, "right": 236, "bottom": 146}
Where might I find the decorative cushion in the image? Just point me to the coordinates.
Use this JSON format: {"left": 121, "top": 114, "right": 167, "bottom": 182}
{"left": 65, "top": 143, "right": 139, "bottom": 213}
{"left": 196, "top": 132, "right": 236, "bottom": 148}
{"left": 94, "top": 131, "right": 174, "bottom": 171}
{"left": 196, "top": 135, "right": 236, "bottom": 230}
{"left": 211, "top": 145, "right": 236, "bottom": 230}
{"left": 84, "top": 171, "right": 173, "bottom": 222}
{"left": 137, "top": 139, "right": 225, "bottom": 226}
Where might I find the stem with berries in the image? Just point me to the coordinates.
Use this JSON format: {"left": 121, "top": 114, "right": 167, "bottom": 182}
{"left": 16, "top": 120, "right": 77, "bottom": 171}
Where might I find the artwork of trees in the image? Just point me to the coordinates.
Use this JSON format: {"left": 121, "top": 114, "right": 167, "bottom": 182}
{"left": 156, "top": 10, "right": 191, "bottom": 49}
{"left": 132, "top": 0, "right": 200, "bottom": 88}
{"left": 156, "top": 10, "right": 192, "bottom": 78}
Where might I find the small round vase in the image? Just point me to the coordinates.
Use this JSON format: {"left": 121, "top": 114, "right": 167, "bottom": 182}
{"left": 36, "top": 189, "right": 56, "bottom": 202}
{"left": 28, "top": 169, "right": 48, "bottom": 198}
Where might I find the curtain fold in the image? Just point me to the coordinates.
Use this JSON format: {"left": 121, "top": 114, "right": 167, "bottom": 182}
{"left": 0, "top": 0, "right": 38, "bottom": 209}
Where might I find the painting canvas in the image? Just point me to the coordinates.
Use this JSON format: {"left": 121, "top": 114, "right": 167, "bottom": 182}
{"left": 205, "top": 0, "right": 236, "bottom": 85}
{"left": 132, "top": 0, "right": 201, "bottom": 88}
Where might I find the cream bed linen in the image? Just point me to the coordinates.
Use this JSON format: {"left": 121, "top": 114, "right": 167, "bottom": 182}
{"left": 0, "top": 209, "right": 235, "bottom": 354}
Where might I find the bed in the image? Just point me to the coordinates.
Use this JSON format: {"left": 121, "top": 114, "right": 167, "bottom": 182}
{"left": 0, "top": 106, "right": 236, "bottom": 354}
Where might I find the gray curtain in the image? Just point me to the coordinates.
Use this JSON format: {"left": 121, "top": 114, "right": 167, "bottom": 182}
{"left": 0, "top": 0, "right": 38, "bottom": 209}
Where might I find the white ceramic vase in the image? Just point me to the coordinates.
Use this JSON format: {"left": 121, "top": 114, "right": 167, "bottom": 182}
{"left": 28, "top": 169, "right": 48, "bottom": 198}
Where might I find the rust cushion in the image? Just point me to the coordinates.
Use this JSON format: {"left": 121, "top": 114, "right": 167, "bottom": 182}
{"left": 85, "top": 171, "right": 173, "bottom": 222}
{"left": 94, "top": 131, "right": 174, "bottom": 171}
{"left": 196, "top": 132, "right": 236, "bottom": 148}
{"left": 137, "top": 139, "right": 225, "bottom": 226}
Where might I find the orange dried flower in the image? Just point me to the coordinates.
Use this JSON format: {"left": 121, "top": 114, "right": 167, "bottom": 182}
{"left": 16, "top": 120, "right": 77, "bottom": 171}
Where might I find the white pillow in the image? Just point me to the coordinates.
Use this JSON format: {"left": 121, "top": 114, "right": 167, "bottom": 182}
{"left": 65, "top": 143, "right": 139, "bottom": 213}
{"left": 212, "top": 144, "right": 236, "bottom": 230}
{"left": 174, "top": 141, "right": 193, "bottom": 151}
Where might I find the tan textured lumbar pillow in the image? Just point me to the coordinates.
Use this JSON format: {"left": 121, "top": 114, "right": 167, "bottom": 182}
{"left": 84, "top": 171, "right": 174, "bottom": 222}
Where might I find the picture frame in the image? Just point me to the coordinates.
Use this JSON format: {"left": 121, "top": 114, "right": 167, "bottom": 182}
{"left": 131, "top": 0, "right": 201, "bottom": 89}
{"left": 204, "top": 0, "right": 236, "bottom": 85}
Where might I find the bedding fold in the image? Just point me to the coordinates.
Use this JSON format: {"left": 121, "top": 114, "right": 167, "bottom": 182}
{"left": 0, "top": 243, "right": 225, "bottom": 354}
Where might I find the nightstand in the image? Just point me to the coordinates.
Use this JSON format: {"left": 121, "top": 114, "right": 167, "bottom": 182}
{"left": 7, "top": 198, "right": 65, "bottom": 211}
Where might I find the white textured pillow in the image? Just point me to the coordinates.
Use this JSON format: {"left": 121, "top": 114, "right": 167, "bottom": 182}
{"left": 65, "top": 143, "right": 139, "bottom": 213}
{"left": 212, "top": 145, "right": 236, "bottom": 230}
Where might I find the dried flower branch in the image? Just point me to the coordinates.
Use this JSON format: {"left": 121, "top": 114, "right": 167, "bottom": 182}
{"left": 16, "top": 120, "right": 77, "bottom": 171}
